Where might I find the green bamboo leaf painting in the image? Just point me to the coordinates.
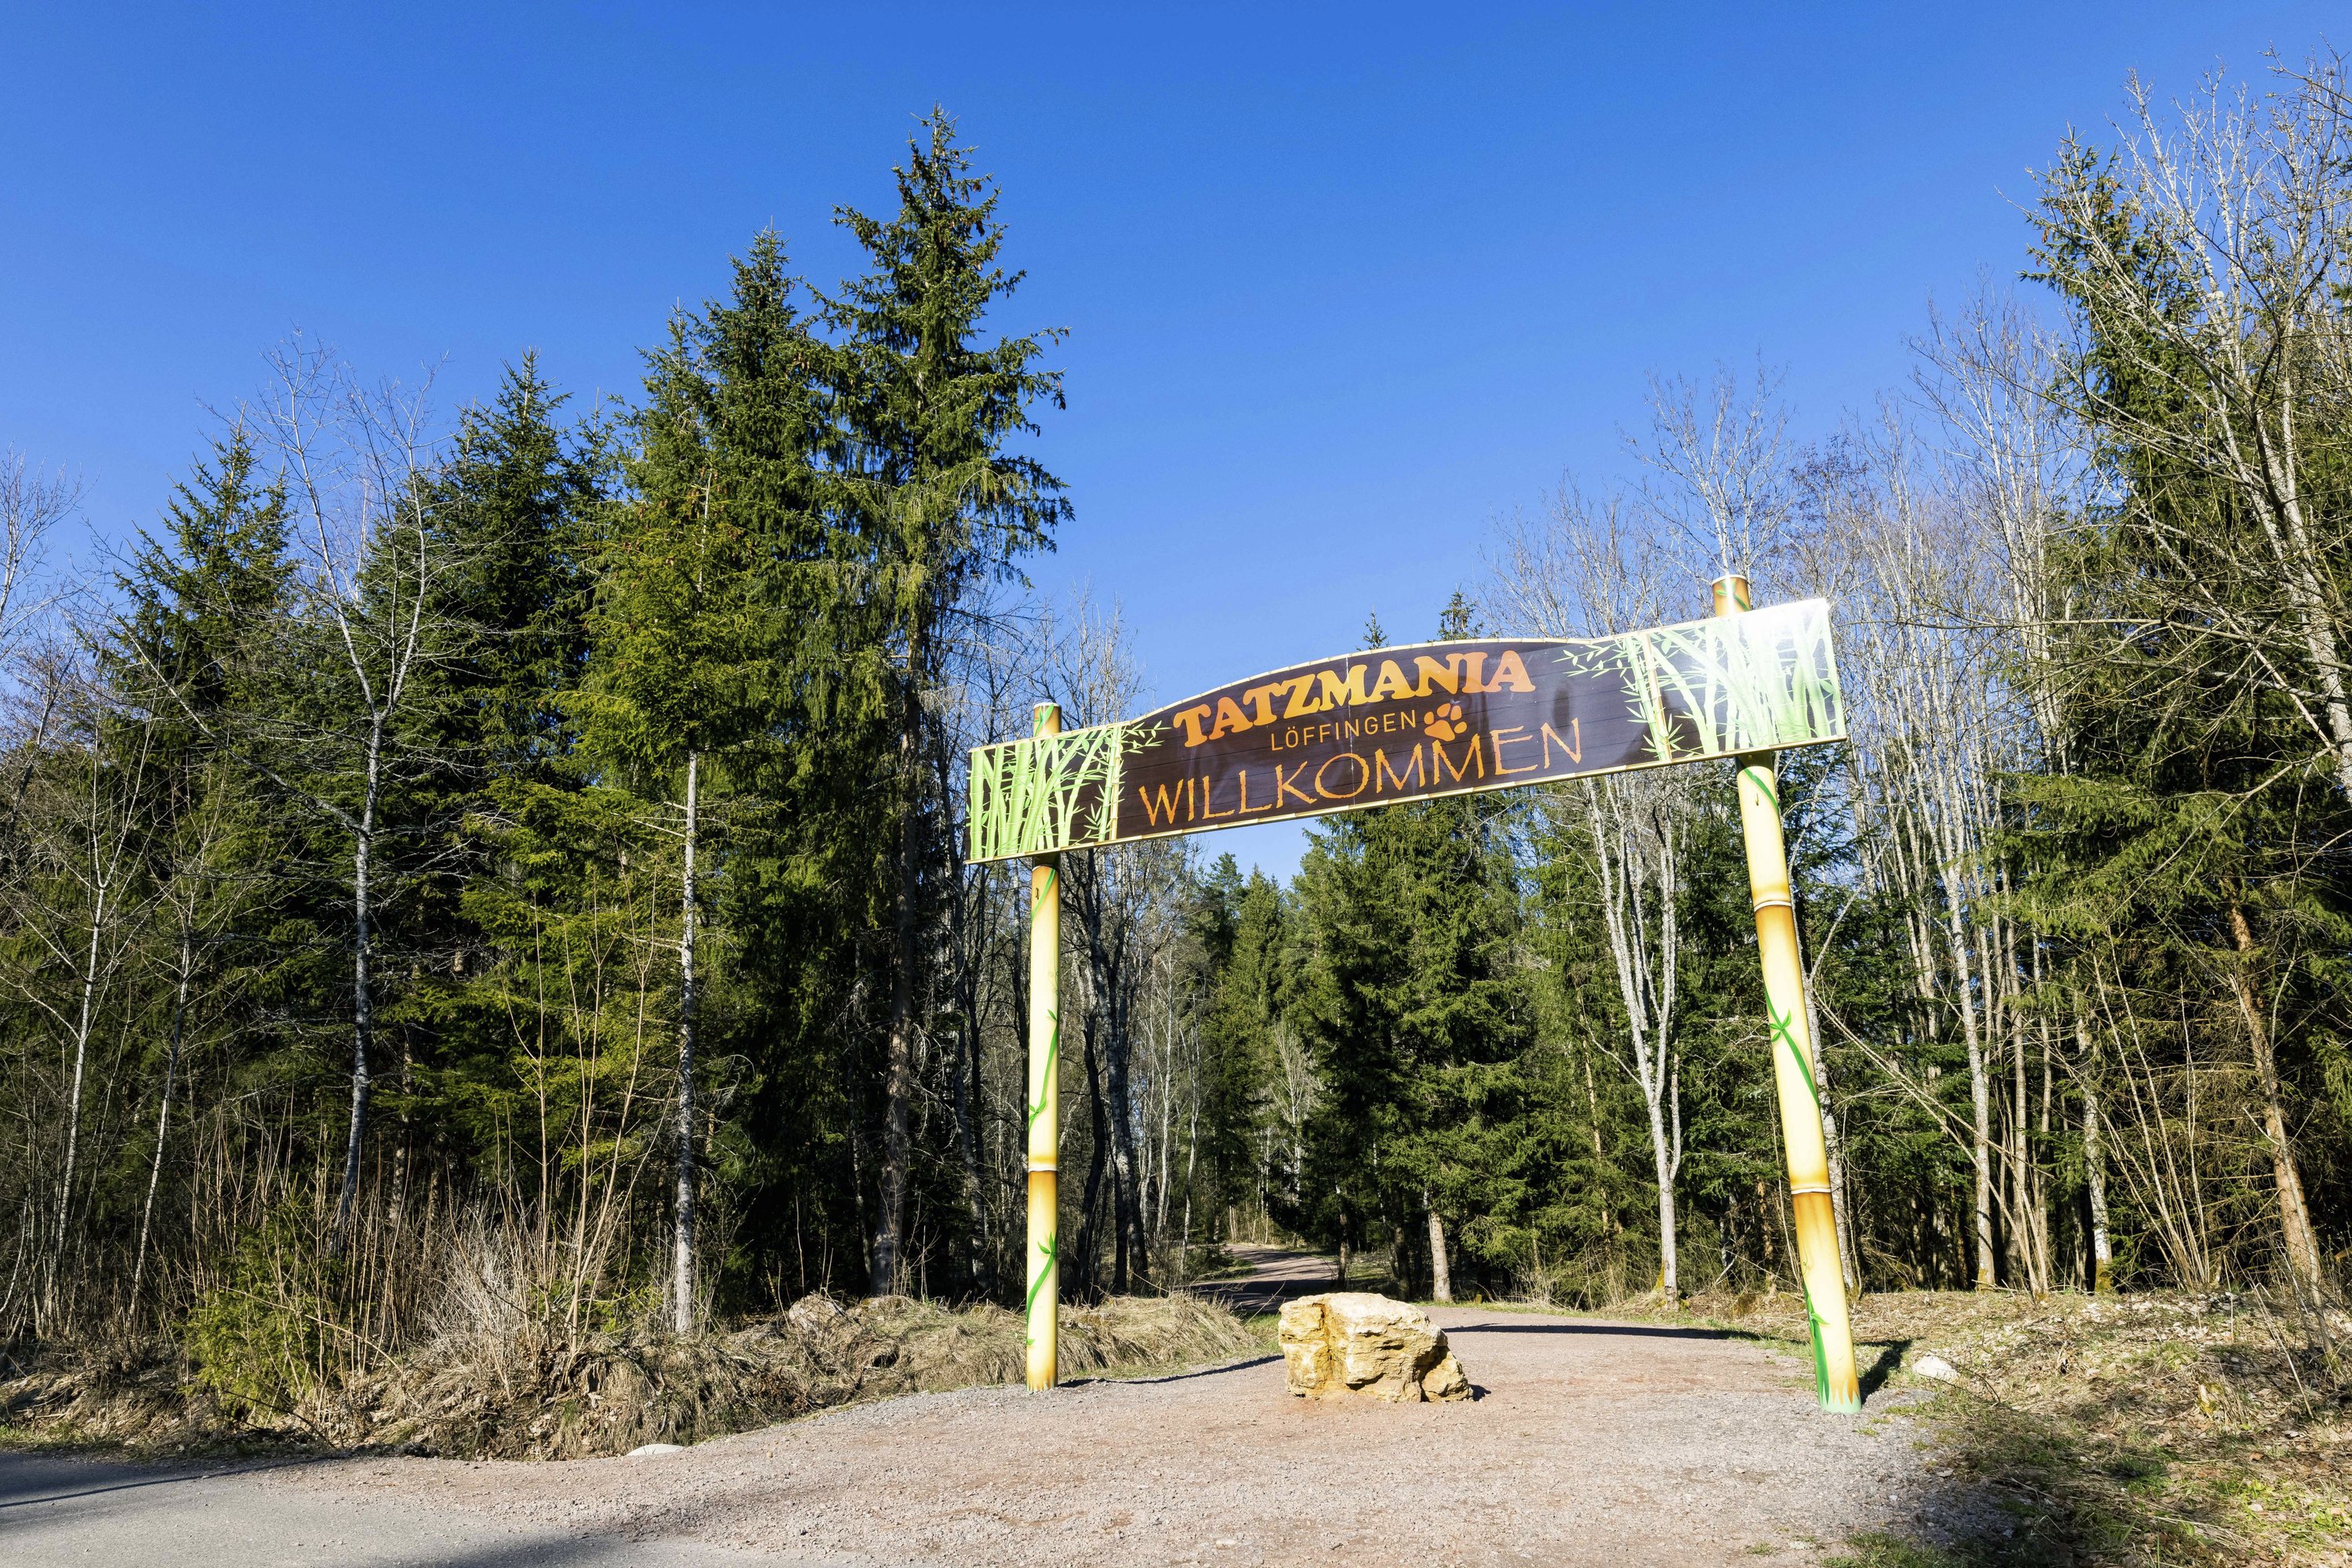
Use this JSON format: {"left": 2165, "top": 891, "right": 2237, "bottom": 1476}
{"left": 1617, "top": 603, "right": 1844, "bottom": 762}
{"left": 969, "top": 718, "right": 1134, "bottom": 862}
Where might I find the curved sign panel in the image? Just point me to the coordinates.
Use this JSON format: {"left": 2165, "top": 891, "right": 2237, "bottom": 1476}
{"left": 967, "top": 598, "right": 1843, "bottom": 864}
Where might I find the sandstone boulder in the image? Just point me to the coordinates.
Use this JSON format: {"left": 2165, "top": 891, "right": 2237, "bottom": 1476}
{"left": 1277, "top": 1292, "right": 1471, "bottom": 1403}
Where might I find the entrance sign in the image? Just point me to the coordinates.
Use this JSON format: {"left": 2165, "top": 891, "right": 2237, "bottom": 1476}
{"left": 968, "top": 599, "right": 1842, "bottom": 864}
{"left": 985, "top": 585, "right": 1861, "bottom": 1415}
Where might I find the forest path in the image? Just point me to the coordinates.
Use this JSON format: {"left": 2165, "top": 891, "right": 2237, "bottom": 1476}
{"left": 2, "top": 1257, "right": 1980, "bottom": 1567}
{"left": 1181, "top": 1241, "right": 1349, "bottom": 1316}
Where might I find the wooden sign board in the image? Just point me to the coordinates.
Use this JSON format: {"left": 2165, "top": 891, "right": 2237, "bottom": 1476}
{"left": 967, "top": 598, "right": 1843, "bottom": 864}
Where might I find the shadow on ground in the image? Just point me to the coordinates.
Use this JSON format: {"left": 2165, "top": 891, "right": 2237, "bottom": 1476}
{"left": 1858, "top": 1339, "right": 1912, "bottom": 1403}
{"left": 1070, "top": 1354, "right": 1284, "bottom": 1387}
{"left": 1446, "top": 1320, "right": 1739, "bottom": 1341}
{"left": 0, "top": 1455, "right": 317, "bottom": 1511}
{"left": 1831, "top": 1388, "right": 2243, "bottom": 1568}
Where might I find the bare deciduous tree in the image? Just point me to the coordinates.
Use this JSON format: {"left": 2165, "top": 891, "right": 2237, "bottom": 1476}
{"left": 2034, "top": 60, "right": 2348, "bottom": 1294}
{"left": 1494, "top": 492, "right": 1694, "bottom": 1296}
{"left": 123, "top": 340, "right": 458, "bottom": 1257}
{"left": 2037, "top": 60, "right": 2352, "bottom": 800}
{"left": 1042, "top": 592, "right": 1187, "bottom": 1295}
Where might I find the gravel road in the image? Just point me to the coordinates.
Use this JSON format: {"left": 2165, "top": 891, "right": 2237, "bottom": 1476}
{"left": 3, "top": 1258, "right": 1974, "bottom": 1567}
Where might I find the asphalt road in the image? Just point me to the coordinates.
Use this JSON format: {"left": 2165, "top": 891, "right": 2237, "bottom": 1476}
{"left": 0, "top": 1450, "right": 772, "bottom": 1566}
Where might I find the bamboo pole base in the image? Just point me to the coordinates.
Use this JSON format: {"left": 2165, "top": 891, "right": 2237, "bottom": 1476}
{"left": 1025, "top": 1165, "right": 1058, "bottom": 1391}
{"left": 1794, "top": 1191, "right": 1860, "bottom": 1412}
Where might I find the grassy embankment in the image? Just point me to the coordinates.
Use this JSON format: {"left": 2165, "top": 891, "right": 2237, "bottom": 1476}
{"left": 0, "top": 1290, "right": 1267, "bottom": 1461}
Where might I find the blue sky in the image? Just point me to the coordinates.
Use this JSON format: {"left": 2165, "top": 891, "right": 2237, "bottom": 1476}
{"left": 2, "top": 3, "right": 2337, "bottom": 873}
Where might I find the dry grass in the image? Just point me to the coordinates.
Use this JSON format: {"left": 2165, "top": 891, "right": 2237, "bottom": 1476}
{"left": 0, "top": 1290, "right": 1266, "bottom": 1461}
{"left": 1590, "top": 1285, "right": 2352, "bottom": 1567}
{"left": 0, "top": 1206, "right": 1267, "bottom": 1461}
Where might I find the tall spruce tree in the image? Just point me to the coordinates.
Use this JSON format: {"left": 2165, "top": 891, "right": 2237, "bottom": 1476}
{"left": 822, "top": 110, "right": 1069, "bottom": 1294}
{"left": 117, "top": 432, "right": 294, "bottom": 748}
{"left": 1292, "top": 601, "right": 1531, "bottom": 1299}
{"left": 395, "top": 361, "right": 611, "bottom": 1207}
{"left": 580, "top": 232, "right": 826, "bottom": 1329}
{"left": 427, "top": 357, "right": 606, "bottom": 789}
{"left": 1195, "top": 858, "right": 1288, "bottom": 1238}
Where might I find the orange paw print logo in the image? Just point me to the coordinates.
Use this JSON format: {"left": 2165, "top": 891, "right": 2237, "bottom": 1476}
{"left": 1424, "top": 702, "right": 1466, "bottom": 741}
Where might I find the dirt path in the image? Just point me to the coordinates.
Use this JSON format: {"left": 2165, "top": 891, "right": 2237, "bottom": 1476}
{"left": 1184, "top": 1242, "right": 1350, "bottom": 1317}
{"left": 4, "top": 1254, "right": 1980, "bottom": 1567}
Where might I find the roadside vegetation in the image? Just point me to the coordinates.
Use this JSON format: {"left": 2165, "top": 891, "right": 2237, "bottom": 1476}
{"left": 0, "top": 1267, "right": 1259, "bottom": 1460}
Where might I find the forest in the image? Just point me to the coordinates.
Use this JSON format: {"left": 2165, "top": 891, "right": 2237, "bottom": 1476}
{"left": 2, "top": 63, "right": 2349, "bottom": 1403}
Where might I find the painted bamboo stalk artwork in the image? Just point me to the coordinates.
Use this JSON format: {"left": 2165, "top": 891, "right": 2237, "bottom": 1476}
{"left": 1024, "top": 702, "right": 1063, "bottom": 1391}
{"left": 1715, "top": 575, "right": 1861, "bottom": 1414}
{"left": 966, "top": 600, "right": 1843, "bottom": 865}
{"left": 1617, "top": 606, "right": 1843, "bottom": 762}
{"left": 970, "top": 716, "right": 1146, "bottom": 864}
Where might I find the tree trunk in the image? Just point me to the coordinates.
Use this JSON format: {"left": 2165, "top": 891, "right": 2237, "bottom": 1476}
{"left": 1076, "top": 1012, "right": 1109, "bottom": 1298}
{"left": 938, "top": 730, "right": 991, "bottom": 1297}
{"left": 1425, "top": 1201, "right": 1452, "bottom": 1304}
{"left": 332, "top": 733, "right": 381, "bottom": 1259}
{"left": 1646, "top": 1089, "right": 1679, "bottom": 1298}
{"left": 2073, "top": 1008, "right": 2112, "bottom": 1293}
{"left": 1582, "top": 1050, "right": 1614, "bottom": 1246}
{"left": 1178, "top": 1083, "right": 1199, "bottom": 1280}
{"left": 132, "top": 924, "right": 192, "bottom": 1320}
{"left": 1953, "top": 936, "right": 1995, "bottom": 1289}
{"left": 673, "top": 750, "right": 700, "bottom": 1333}
{"left": 2032, "top": 1009, "right": 2056, "bottom": 1294}
{"left": 1586, "top": 785, "right": 1680, "bottom": 1301}
{"left": 873, "top": 684, "right": 922, "bottom": 1296}
{"left": 48, "top": 865, "right": 106, "bottom": 1304}
{"left": 2010, "top": 965, "right": 2034, "bottom": 1291}
{"left": 1103, "top": 967, "right": 1145, "bottom": 1292}
{"left": 950, "top": 1011, "right": 989, "bottom": 1294}
{"left": 2227, "top": 900, "right": 2325, "bottom": 1294}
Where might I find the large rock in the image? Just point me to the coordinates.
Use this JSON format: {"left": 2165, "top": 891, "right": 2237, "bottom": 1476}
{"left": 1278, "top": 1292, "right": 1471, "bottom": 1403}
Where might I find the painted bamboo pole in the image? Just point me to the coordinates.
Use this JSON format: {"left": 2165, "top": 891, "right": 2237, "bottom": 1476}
{"left": 1024, "top": 701, "right": 1063, "bottom": 1391}
{"left": 1714, "top": 575, "right": 1862, "bottom": 1414}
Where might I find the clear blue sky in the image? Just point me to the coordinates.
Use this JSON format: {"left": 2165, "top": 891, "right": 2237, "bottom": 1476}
{"left": 3, "top": 3, "right": 2336, "bottom": 873}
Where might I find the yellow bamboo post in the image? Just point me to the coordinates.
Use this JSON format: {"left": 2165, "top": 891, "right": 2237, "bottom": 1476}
{"left": 1715, "top": 575, "right": 1861, "bottom": 1414}
{"left": 1024, "top": 701, "right": 1062, "bottom": 1390}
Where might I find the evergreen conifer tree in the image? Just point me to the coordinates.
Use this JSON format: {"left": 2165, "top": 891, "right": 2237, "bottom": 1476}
{"left": 821, "top": 110, "right": 1069, "bottom": 1294}
{"left": 387, "top": 360, "right": 612, "bottom": 1210}
{"left": 109, "top": 431, "right": 294, "bottom": 1312}
{"left": 1293, "top": 600, "right": 1530, "bottom": 1298}
{"left": 579, "top": 231, "right": 826, "bottom": 1330}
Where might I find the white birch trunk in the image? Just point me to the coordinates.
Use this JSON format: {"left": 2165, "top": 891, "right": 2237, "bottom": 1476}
{"left": 48, "top": 864, "right": 106, "bottom": 1300}
{"left": 673, "top": 750, "right": 701, "bottom": 1334}
{"left": 131, "top": 924, "right": 193, "bottom": 1319}
{"left": 1425, "top": 1204, "right": 1453, "bottom": 1304}
{"left": 2074, "top": 1008, "right": 2112, "bottom": 1292}
{"left": 330, "top": 721, "right": 383, "bottom": 1256}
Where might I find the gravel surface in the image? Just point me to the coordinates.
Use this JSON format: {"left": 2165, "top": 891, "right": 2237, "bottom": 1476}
{"left": 3, "top": 1263, "right": 1984, "bottom": 1566}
